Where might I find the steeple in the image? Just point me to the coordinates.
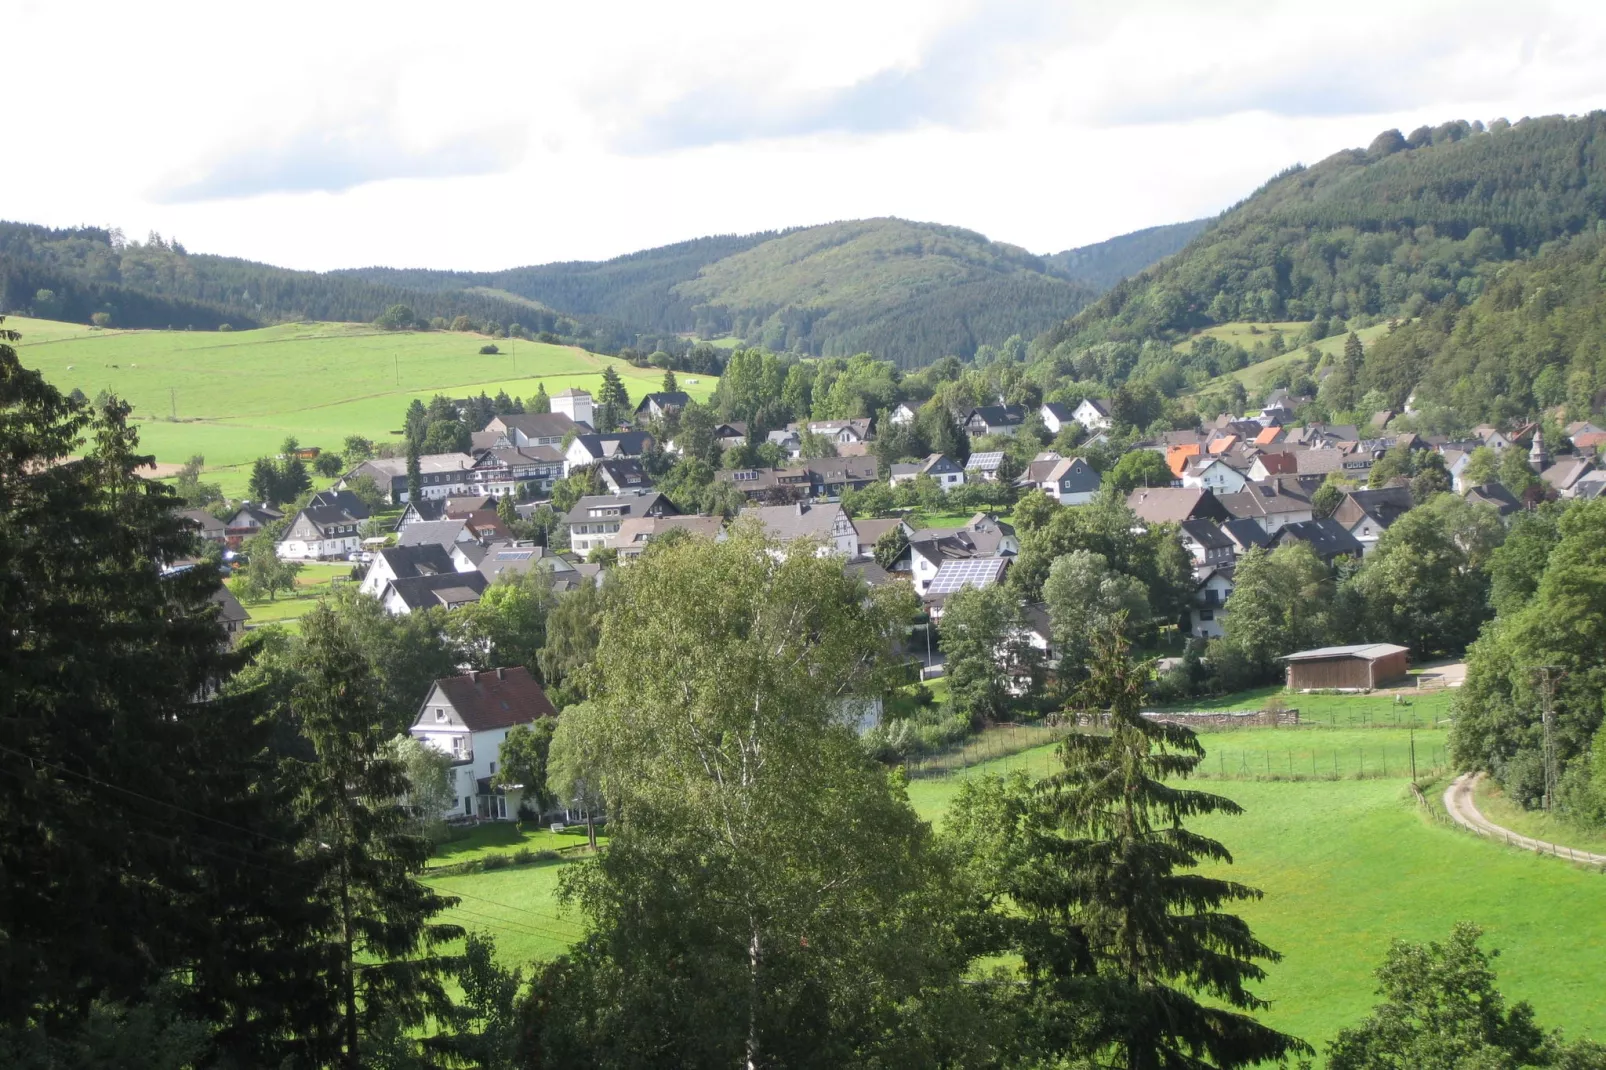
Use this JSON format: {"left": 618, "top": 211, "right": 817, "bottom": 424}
{"left": 1529, "top": 427, "right": 1549, "bottom": 473}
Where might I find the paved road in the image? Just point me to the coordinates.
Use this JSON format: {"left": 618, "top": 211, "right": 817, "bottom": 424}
{"left": 1443, "top": 772, "right": 1606, "bottom": 866}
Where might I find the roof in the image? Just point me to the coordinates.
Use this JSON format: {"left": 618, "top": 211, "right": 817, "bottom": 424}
{"left": 1077, "top": 397, "right": 1110, "bottom": 416}
{"left": 614, "top": 514, "right": 725, "bottom": 549}
{"left": 477, "top": 542, "right": 575, "bottom": 581}
{"left": 851, "top": 516, "right": 905, "bottom": 546}
{"left": 1221, "top": 517, "right": 1272, "bottom": 550}
{"left": 564, "top": 491, "right": 675, "bottom": 524}
{"left": 1254, "top": 451, "right": 1299, "bottom": 475}
{"left": 386, "top": 570, "right": 488, "bottom": 611}
{"left": 966, "top": 405, "right": 1026, "bottom": 427}
{"left": 1127, "top": 487, "right": 1225, "bottom": 524}
{"left": 1166, "top": 443, "right": 1201, "bottom": 476}
{"left": 1333, "top": 486, "right": 1414, "bottom": 530}
{"left": 553, "top": 387, "right": 591, "bottom": 398}
{"left": 376, "top": 543, "right": 457, "bottom": 579}
{"left": 208, "top": 584, "right": 248, "bottom": 624}
{"left": 1462, "top": 482, "right": 1522, "bottom": 515}
{"left": 1179, "top": 518, "right": 1233, "bottom": 550}
{"left": 1253, "top": 426, "right": 1283, "bottom": 446}
{"left": 926, "top": 556, "right": 1010, "bottom": 596}
{"left": 429, "top": 666, "right": 557, "bottom": 731}
{"left": 743, "top": 501, "right": 849, "bottom": 542}
{"left": 397, "top": 519, "right": 469, "bottom": 549}
{"left": 570, "top": 431, "right": 655, "bottom": 460}
{"left": 488, "top": 411, "right": 579, "bottom": 439}
{"left": 965, "top": 451, "right": 1006, "bottom": 472}
{"left": 843, "top": 558, "right": 895, "bottom": 587}
{"left": 1271, "top": 518, "right": 1364, "bottom": 558}
{"left": 1041, "top": 402, "right": 1073, "bottom": 421}
{"left": 1217, "top": 479, "right": 1314, "bottom": 520}
{"left": 351, "top": 453, "right": 475, "bottom": 479}
{"left": 1279, "top": 643, "right": 1410, "bottom": 663}
{"left": 178, "top": 507, "right": 225, "bottom": 533}
{"left": 635, "top": 391, "right": 691, "bottom": 413}
{"left": 308, "top": 489, "right": 372, "bottom": 520}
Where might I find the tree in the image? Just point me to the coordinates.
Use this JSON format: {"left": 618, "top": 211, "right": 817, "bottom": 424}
{"left": 661, "top": 368, "right": 678, "bottom": 393}
{"left": 872, "top": 525, "right": 907, "bottom": 571}
{"left": 495, "top": 720, "right": 557, "bottom": 816}
{"left": 449, "top": 571, "right": 554, "bottom": 673}
{"left": 347, "top": 473, "right": 387, "bottom": 511}
{"left": 390, "top": 735, "right": 455, "bottom": 836}
{"left": 1500, "top": 444, "right": 1540, "bottom": 497}
{"left": 375, "top": 303, "right": 416, "bottom": 330}
{"left": 406, "top": 441, "right": 422, "bottom": 505}
{"left": 278, "top": 438, "right": 311, "bottom": 500}
{"left": 523, "top": 528, "right": 963, "bottom": 1066}
{"left": 288, "top": 605, "right": 462, "bottom": 1068}
{"left": 1343, "top": 502, "right": 1491, "bottom": 658}
{"left": 1216, "top": 544, "right": 1334, "bottom": 684}
{"left": 538, "top": 578, "right": 608, "bottom": 707}
{"left": 313, "top": 451, "right": 344, "bottom": 478}
{"left": 1462, "top": 445, "right": 1500, "bottom": 488}
{"left": 596, "top": 364, "right": 629, "bottom": 430}
{"left": 342, "top": 435, "right": 375, "bottom": 463}
{"left": 248, "top": 456, "right": 282, "bottom": 504}
{"left": 239, "top": 529, "right": 302, "bottom": 601}
{"left": 1043, "top": 549, "right": 1151, "bottom": 680}
{"left": 1325, "top": 924, "right": 1594, "bottom": 1070}
{"left": 941, "top": 583, "right": 1039, "bottom": 725}
{"left": 404, "top": 399, "right": 429, "bottom": 448}
{"left": 1011, "top": 629, "right": 1309, "bottom": 1069}
{"left": 1104, "top": 448, "right": 1172, "bottom": 493}
{"left": 1311, "top": 479, "right": 1345, "bottom": 519}
{"left": 423, "top": 419, "right": 470, "bottom": 454}
{"left": 528, "top": 383, "right": 551, "bottom": 414}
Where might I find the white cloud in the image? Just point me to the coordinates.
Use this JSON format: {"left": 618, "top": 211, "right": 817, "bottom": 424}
{"left": 6, "top": 0, "right": 1606, "bottom": 271}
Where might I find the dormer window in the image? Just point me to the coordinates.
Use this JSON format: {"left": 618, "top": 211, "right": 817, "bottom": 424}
{"left": 434, "top": 708, "right": 446, "bottom": 723}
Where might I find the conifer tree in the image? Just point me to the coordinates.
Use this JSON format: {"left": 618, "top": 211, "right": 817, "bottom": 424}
{"left": 1016, "top": 627, "right": 1310, "bottom": 1069}
{"left": 248, "top": 455, "right": 281, "bottom": 504}
{"left": 596, "top": 364, "right": 629, "bottom": 430}
{"left": 404, "top": 398, "right": 429, "bottom": 448}
{"left": 406, "top": 441, "right": 422, "bottom": 505}
{"left": 529, "top": 383, "right": 551, "bottom": 414}
{"left": 661, "top": 367, "right": 678, "bottom": 393}
{"left": 289, "top": 605, "right": 462, "bottom": 1068}
{"left": 1342, "top": 330, "right": 1364, "bottom": 378}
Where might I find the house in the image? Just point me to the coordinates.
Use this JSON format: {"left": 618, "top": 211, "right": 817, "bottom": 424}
{"left": 1280, "top": 643, "right": 1410, "bottom": 690}
{"left": 1017, "top": 454, "right": 1101, "bottom": 505}
{"left": 1189, "top": 565, "right": 1235, "bottom": 639}
{"left": 177, "top": 507, "right": 227, "bottom": 544}
{"left": 564, "top": 491, "right": 677, "bottom": 554}
{"left": 1540, "top": 455, "right": 1594, "bottom": 497}
{"left": 209, "top": 584, "right": 249, "bottom": 647}
{"left": 965, "top": 405, "right": 1027, "bottom": 438}
{"left": 906, "top": 514, "right": 1018, "bottom": 596}
{"left": 765, "top": 427, "right": 804, "bottom": 458}
{"left": 1462, "top": 482, "right": 1522, "bottom": 516}
{"left": 594, "top": 457, "right": 653, "bottom": 495}
{"left": 1126, "top": 487, "right": 1230, "bottom": 527}
{"left": 1072, "top": 397, "right": 1113, "bottom": 432}
{"left": 467, "top": 445, "right": 566, "bottom": 498}
{"left": 409, "top": 667, "right": 559, "bottom": 820}
{"left": 1017, "top": 602, "right": 1055, "bottom": 663}
{"left": 889, "top": 403, "right": 918, "bottom": 426}
{"left": 924, "top": 556, "right": 1010, "bottom": 618}
{"left": 1252, "top": 425, "right": 1284, "bottom": 447}
{"left": 713, "top": 422, "right": 749, "bottom": 449}
{"left": 964, "top": 451, "right": 1006, "bottom": 482}
{"left": 275, "top": 499, "right": 369, "bottom": 560}
{"left": 483, "top": 411, "right": 582, "bottom": 448}
{"left": 551, "top": 388, "right": 595, "bottom": 428}
{"left": 1472, "top": 425, "right": 1514, "bottom": 453}
{"left": 473, "top": 542, "right": 578, "bottom": 582}
{"left": 1247, "top": 450, "right": 1298, "bottom": 480}
{"left": 613, "top": 515, "right": 726, "bottom": 561}
{"left": 1216, "top": 479, "right": 1316, "bottom": 534}
{"left": 1269, "top": 518, "right": 1364, "bottom": 563}
{"left": 566, "top": 431, "right": 655, "bottom": 469}
{"left": 1039, "top": 402, "right": 1075, "bottom": 435}
{"left": 380, "top": 571, "right": 489, "bottom": 615}
{"left": 1180, "top": 456, "right": 1251, "bottom": 495}
{"left": 850, "top": 516, "right": 911, "bottom": 560}
{"left": 633, "top": 391, "right": 691, "bottom": 422}
{"left": 360, "top": 543, "right": 464, "bottom": 597}
{"left": 397, "top": 519, "right": 476, "bottom": 551}
{"left": 807, "top": 418, "right": 873, "bottom": 444}
{"left": 224, "top": 502, "right": 282, "bottom": 546}
{"left": 743, "top": 501, "right": 858, "bottom": 556}
{"left": 342, "top": 453, "right": 476, "bottom": 504}
{"left": 1221, "top": 517, "right": 1272, "bottom": 555}
{"left": 889, "top": 453, "right": 965, "bottom": 488}
{"left": 717, "top": 457, "right": 880, "bottom": 501}
{"left": 1332, "top": 486, "right": 1414, "bottom": 554}
{"left": 1179, "top": 519, "right": 1236, "bottom": 568}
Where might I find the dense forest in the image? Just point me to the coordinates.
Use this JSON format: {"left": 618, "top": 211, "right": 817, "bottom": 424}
{"left": 1040, "top": 217, "right": 1210, "bottom": 291}
{"left": 1039, "top": 112, "right": 1606, "bottom": 352}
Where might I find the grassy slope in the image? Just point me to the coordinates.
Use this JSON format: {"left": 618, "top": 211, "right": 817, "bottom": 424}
{"left": 8, "top": 316, "right": 716, "bottom": 495}
{"left": 1183, "top": 320, "right": 1394, "bottom": 399}
{"left": 226, "top": 562, "right": 352, "bottom": 632}
{"left": 1474, "top": 778, "right": 1606, "bottom": 854}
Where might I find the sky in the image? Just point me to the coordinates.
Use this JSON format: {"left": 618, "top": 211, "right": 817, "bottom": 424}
{"left": 7, "top": 0, "right": 1606, "bottom": 273}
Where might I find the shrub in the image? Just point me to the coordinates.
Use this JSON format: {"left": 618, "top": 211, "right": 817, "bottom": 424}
{"left": 512, "top": 848, "right": 536, "bottom": 865}
{"left": 480, "top": 344, "right": 500, "bottom": 355}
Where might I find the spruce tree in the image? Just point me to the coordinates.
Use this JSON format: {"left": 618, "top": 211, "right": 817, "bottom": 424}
{"left": 289, "top": 605, "right": 462, "bottom": 1068}
{"left": 404, "top": 398, "right": 429, "bottom": 449}
{"left": 661, "top": 367, "right": 678, "bottom": 393}
{"left": 1016, "top": 627, "right": 1309, "bottom": 1069}
{"left": 248, "top": 455, "right": 281, "bottom": 504}
{"left": 1342, "top": 331, "right": 1364, "bottom": 378}
{"left": 529, "top": 383, "right": 551, "bottom": 414}
{"left": 406, "top": 441, "right": 422, "bottom": 505}
{"left": 597, "top": 364, "right": 629, "bottom": 430}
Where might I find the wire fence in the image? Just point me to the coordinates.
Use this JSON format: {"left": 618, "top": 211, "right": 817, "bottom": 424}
{"left": 1191, "top": 742, "right": 1449, "bottom": 781}
{"left": 1412, "top": 780, "right": 1606, "bottom": 871}
{"left": 900, "top": 721, "right": 1067, "bottom": 780}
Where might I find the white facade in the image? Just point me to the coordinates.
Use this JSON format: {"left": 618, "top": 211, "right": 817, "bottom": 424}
{"left": 1181, "top": 459, "right": 1250, "bottom": 495}
{"left": 553, "top": 389, "right": 594, "bottom": 428}
{"left": 890, "top": 403, "right": 917, "bottom": 426}
{"left": 275, "top": 512, "right": 361, "bottom": 560}
{"left": 411, "top": 689, "right": 520, "bottom": 820}
{"left": 1190, "top": 570, "right": 1235, "bottom": 639}
{"left": 1073, "top": 398, "right": 1112, "bottom": 431}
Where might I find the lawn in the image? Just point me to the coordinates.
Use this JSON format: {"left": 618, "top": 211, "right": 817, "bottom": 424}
{"left": 1183, "top": 320, "right": 1393, "bottom": 399}
{"left": 228, "top": 561, "right": 353, "bottom": 631}
{"left": 8, "top": 315, "right": 718, "bottom": 496}
{"left": 1474, "top": 778, "right": 1606, "bottom": 854}
{"left": 422, "top": 860, "right": 586, "bottom": 967}
{"left": 427, "top": 822, "right": 602, "bottom": 868}
{"left": 1152, "top": 683, "right": 1457, "bottom": 729}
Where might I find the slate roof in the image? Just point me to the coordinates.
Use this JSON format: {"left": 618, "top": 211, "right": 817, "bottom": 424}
{"left": 1221, "top": 517, "right": 1272, "bottom": 550}
{"left": 308, "top": 489, "right": 372, "bottom": 520}
{"left": 386, "top": 570, "right": 488, "bottom": 611}
{"left": 397, "top": 519, "right": 470, "bottom": 549}
{"left": 1041, "top": 402, "right": 1074, "bottom": 423}
{"left": 488, "top": 412, "right": 580, "bottom": 440}
{"left": 1270, "top": 518, "right": 1364, "bottom": 559}
{"left": 430, "top": 666, "right": 557, "bottom": 732}
{"left": 742, "top": 501, "right": 849, "bottom": 542}
{"left": 1462, "top": 482, "right": 1522, "bottom": 515}
{"left": 1179, "top": 518, "right": 1233, "bottom": 550}
{"left": 635, "top": 391, "right": 691, "bottom": 414}
{"left": 208, "top": 584, "right": 248, "bottom": 625}
{"left": 966, "top": 405, "right": 1026, "bottom": 428}
{"left": 570, "top": 431, "right": 655, "bottom": 460}
{"left": 1217, "top": 479, "right": 1314, "bottom": 520}
{"left": 1333, "top": 487, "right": 1414, "bottom": 531}
{"left": 563, "top": 491, "right": 676, "bottom": 525}
{"left": 376, "top": 543, "right": 457, "bottom": 579}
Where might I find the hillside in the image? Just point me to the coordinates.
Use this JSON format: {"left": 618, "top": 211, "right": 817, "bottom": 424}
{"left": 1039, "top": 112, "right": 1606, "bottom": 354}
{"left": 1042, "top": 218, "right": 1211, "bottom": 290}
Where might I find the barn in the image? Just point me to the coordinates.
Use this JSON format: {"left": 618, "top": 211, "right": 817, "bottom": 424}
{"left": 1280, "top": 643, "right": 1410, "bottom": 691}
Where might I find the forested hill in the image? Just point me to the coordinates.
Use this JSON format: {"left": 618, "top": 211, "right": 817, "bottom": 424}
{"left": 1037, "top": 111, "right": 1606, "bottom": 354}
{"left": 1042, "top": 218, "right": 1210, "bottom": 291}
{"left": 347, "top": 219, "right": 1118, "bottom": 368}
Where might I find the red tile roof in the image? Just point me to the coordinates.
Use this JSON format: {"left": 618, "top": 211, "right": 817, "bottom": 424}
{"left": 433, "top": 667, "right": 557, "bottom": 732}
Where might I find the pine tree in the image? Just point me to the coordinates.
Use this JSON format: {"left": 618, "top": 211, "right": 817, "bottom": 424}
{"left": 289, "top": 605, "right": 463, "bottom": 1068}
{"left": 1342, "top": 331, "right": 1364, "bottom": 378}
{"left": 661, "top": 368, "right": 678, "bottom": 393}
{"left": 404, "top": 398, "right": 429, "bottom": 449}
{"left": 248, "top": 456, "right": 281, "bottom": 504}
{"left": 597, "top": 364, "right": 629, "bottom": 430}
{"left": 406, "top": 442, "right": 422, "bottom": 505}
{"left": 529, "top": 383, "right": 551, "bottom": 414}
{"left": 1016, "top": 627, "right": 1310, "bottom": 1069}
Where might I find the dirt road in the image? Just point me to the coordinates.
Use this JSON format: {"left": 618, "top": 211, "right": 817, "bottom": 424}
{"left": 1443, "top": 772, "right": 1606, "bottom": 866}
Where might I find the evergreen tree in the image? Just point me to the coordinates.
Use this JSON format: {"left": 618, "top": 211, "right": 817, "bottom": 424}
{"left": 1015, "top": 629, "right": 1309, "bottom": 1069}
{"left": 248, "top": 456, "right": 281, "bottom": 504}
{"left": 406, "top": 441, "right": 422, "bottom": 505}
{"left": 596, "top": 364, "right": 629, "bottom": 430}
{"left": 288, "top": 605, "right": 463, "bottom": 1069}
{"left": 1342, "top": 330, "right": 1364, "bottom": 378}
{"left": 661, "top": 368, "right": 678, "bottom": 394}
{"left": 528, "top": 383, "right": 551, "bottom": 414}
{"left": 404, "top": 398, "right": 429, "bottom": 448}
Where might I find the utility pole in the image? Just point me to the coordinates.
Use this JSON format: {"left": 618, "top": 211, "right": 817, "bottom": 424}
{"left": 169, "top": 387, "right": 176, "bottom": 419}
{"left": 1536, "top": 666, "right": 1562, "bottom": 811}
{"left": 394, "top": 353, "right": 399, "bottom": 386}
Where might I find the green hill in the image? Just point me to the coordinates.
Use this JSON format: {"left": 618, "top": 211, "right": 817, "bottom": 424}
{"left": 1042, "top": 218, "right": 1210, "bottom": 290}
{"left": 1039, "top": 112, "right": 1606, "bottom": 355}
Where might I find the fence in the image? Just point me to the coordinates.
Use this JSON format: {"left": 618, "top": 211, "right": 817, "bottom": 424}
{"left": 900, "top": 721, "right": 1067, "bottom": 780}
{"left": 1412, "top": 781, "right": 1606, "bottom": 870}
{"left": 1191, "top": 742, "right": 1448, "bottom": 781}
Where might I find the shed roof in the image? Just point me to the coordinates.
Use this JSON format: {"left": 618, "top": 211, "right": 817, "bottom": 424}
{"left": 1279, "top": 643, "right": 1409, "bottom": 662}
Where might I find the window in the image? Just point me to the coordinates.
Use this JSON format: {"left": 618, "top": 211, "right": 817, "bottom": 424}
{"left": 434, "top": 708, "right": 446, "bottom": 722}
{"left": 1199, "top": 609, "right": 1215, "bottom": 621}
{"left": 489, "top": 761, "right": 496, "bottom": 774}
{"left": 452, "top": 735, "right": 466, "bottom": 758}
{"left": 464, "top": 797, "right": 473, "bottom": 814}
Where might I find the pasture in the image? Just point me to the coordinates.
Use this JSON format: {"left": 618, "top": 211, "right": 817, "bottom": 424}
{"left": 1183, "top": 320, "right": 1393, "bottom": 398}
{"left": 7, "top": 316, "right": 716, "bottom": 496}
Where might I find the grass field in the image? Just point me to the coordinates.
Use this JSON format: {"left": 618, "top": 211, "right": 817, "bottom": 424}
{"left": 1474, "top": 778, "right": 1606, "bottom": 854}
{"left": 8, "top": 316, "right": 717, "bottom": 496}
{"left": 1183, "top": 320, "right": 1394, "bottom": 399}
{"left": 427, "top": 822, "right": 602, "bottom": 868}
{"left": 227, "top": 561, "right": 353, "bottom": 631}
{"left": 1154, "top": 684, "right": 1457, "bottom": 729}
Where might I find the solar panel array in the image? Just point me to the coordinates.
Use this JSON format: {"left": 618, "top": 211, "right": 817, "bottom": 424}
{"left": 495, "top": 550, "right": 535, "bottom": 562}
{"left": 965, "top": 451, "right": 1005, "bottom": 469}
{"left": 926, "top": 557, "right": 1007, "bottom": 595}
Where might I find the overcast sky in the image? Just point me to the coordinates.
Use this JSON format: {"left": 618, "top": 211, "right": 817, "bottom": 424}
{"left": 8, "top": 0, "right": 1606, "bottom": 272}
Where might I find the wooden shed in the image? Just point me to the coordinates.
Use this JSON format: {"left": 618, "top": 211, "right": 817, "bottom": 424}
{"left": 1280, "top": 643, "right": 1410, "bottom": 691}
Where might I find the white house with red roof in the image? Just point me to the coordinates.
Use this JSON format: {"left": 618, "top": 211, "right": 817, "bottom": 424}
{"left": 409, "top": 666, "right": 558, "bottom": 820}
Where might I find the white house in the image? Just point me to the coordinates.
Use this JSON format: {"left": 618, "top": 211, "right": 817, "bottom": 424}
{"left": 565, "top": 431, "right": 655, "bottom": 469}
{"left": 1017, "top": 454, "right": 1101, "bottom": 505}
{"left": 483, "top": 411, "right": 581, "bottom": 449}
{"left": 1189, "top": 565, "right": 1235, "bottom": 639}
{"left": 1039, "top": 402, "right": 1074, "bottom": 435}
{"left": 889, "top": 403, "right": 918, "bottom": 426}
{"left": 276, "top": 503, "right": 365, "bottom": 560}
{"left": 743, "top": 501, "right": 858, "bottom": 556}
{"left": 807, "top": 418, "right": 872, "bottom": 444}
{"left": 551, "top": 388, "right": 595, "bottom": 428}
{"left": 1180, "top": 456, "right": 1251, "bottom": 495}
{"left": 563, "top": 491, "right": 677, "bottom": 554}
{"left": 409, "top": 667, "right": 559, "bottom": 821}
{"left": 889, "top": 453, "right": 965, "bottom": 488}
{"left": 1072, "top": 397, "right": 1113, "bottom": 432}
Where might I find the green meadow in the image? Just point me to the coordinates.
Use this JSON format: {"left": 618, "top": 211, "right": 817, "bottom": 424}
{"left": 431, "top": 715, "right": 1606, "bottom": 1058}
{"left": 1183, "top": 320, "right": 1393, "bottom": 398}
{"left": 8, "top": 316, "right": 718, "bottom": 496}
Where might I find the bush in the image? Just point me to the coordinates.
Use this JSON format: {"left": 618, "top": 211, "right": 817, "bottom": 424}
{"left": 479, "top": 344, "right": 500, "bottom": 355}
{"left": 481, "top": 853, "right": 512, "bottom": 871}
{"left": 512, "top": 848, "right": 536, "bottom": 865}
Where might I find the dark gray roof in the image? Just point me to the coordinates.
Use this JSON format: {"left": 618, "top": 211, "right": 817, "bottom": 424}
{"left": 490, "top": 411, "right": 578, "bottom": 439}
{"left": 635, "top": 391, "right": 691, "bottom": 413}
{"left": 1462, "top": 482, "right": 1522, "bottom": 515}
{"left": 308, "top": 489, "right": 371, "bottom": 520}
{"left": 1271, "top": 518, "right": 1363, "bottom": 559}
{"left": 1221, "top": 517, "right": 1271, "bottom": 550}
{"left": 377, "top": 543, "right": 457, "bottom": 579}
{"left": 564, "top": 491, "right": 675, "bottom": 524}
{"left": 1179, "top": 518, "right": 1233, "bottom": 550}
{"left": 967, "top": 405, "right": 1027, "bottom": 428}
{"left": 386, "top": 571, "right": 488, "bottom": 611}
{"left": 1333, "top": 486, "right": 1414, "bottom": 530}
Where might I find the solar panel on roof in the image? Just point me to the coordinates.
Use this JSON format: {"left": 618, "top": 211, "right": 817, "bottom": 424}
{"left": 495, "top": 550, "right": 534, "bottom": 561}
{"left": 927, "top": 557, "right": 1007, "bottom": 595}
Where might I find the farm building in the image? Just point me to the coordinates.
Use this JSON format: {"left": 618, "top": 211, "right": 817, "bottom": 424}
{"left": 1280, "top": 643, "right": 1410, "bottom": 691}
